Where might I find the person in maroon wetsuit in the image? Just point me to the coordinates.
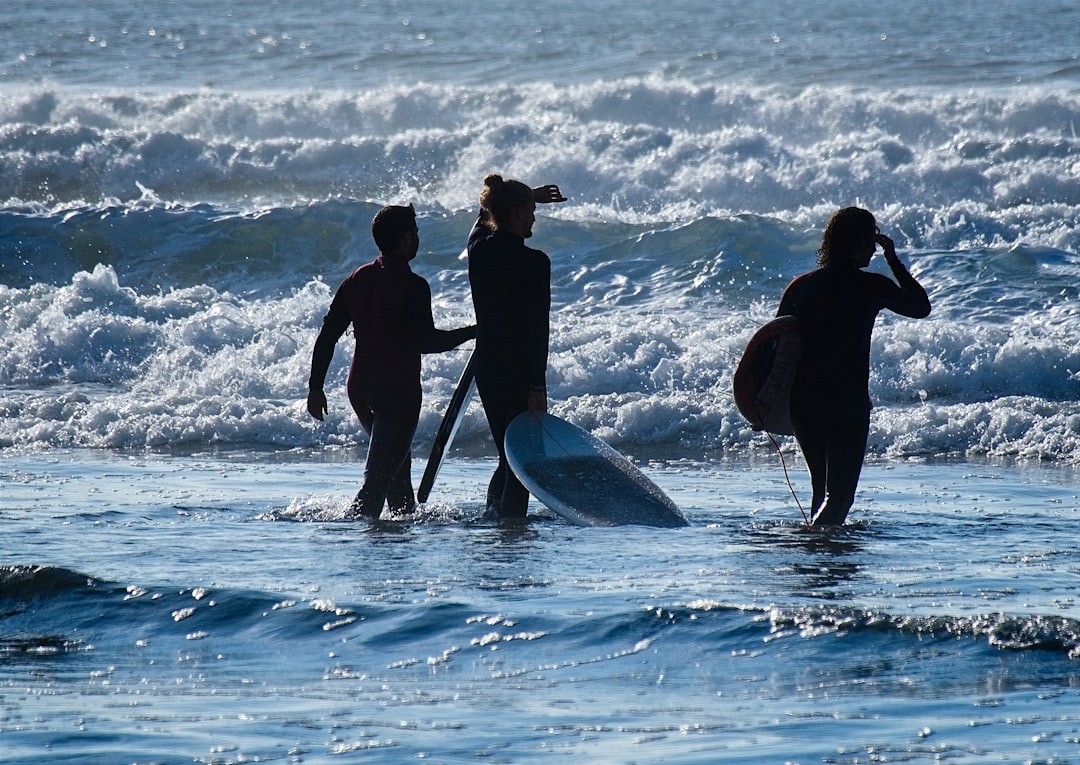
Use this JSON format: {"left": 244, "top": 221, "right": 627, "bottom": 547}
{"left": 467, "top": 175, "right": 566, "bottom": 520}
{"left": 307, "top": 204, "right": 476, "bottom": 519}
{"left": 777, "top": 207, "right": 931, "bottom": 527}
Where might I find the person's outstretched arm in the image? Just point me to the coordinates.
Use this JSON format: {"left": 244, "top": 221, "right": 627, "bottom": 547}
{"left": 409, "top": 278, "right": 477, "bottom": 354}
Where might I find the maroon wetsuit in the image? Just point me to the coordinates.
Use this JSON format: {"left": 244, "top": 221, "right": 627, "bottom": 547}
{"left": 777, "top": 260, "right": 930, "bottom": 525}
{"left": 310, "top": 255, "right": 475, "bottom": 517}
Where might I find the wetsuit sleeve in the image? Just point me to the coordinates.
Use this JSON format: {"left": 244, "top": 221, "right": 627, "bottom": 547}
{"left": 878, "top": 259, "right": 931, "bottom": 318}
{"left": 307, "top": 287, "right": 351, "bottom": 390}
{"left": 407, "top": 276, "right": 477, "bottom": 353}
{"left": 528, "top": 254, "right": 551, "bottom": 391}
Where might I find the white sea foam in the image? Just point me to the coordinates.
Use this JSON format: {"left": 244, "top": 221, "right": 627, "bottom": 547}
{"left": 2, "top": 235, "right": 1078, "bottom": 464}
{"left": 1, "top": 82, "right": 1077, "bottom": 243}
{"left": 1, "top": 1, "right": 1078, "bottom": 462}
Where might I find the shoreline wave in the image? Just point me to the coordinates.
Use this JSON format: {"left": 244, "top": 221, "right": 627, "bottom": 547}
{"left": 5, "top": 565, "right": 1078, "bottom": 662}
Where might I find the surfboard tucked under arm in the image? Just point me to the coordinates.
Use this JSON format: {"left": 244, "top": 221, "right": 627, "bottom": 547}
{"left": 417, "top": 350, "right": 476, "bottom": 503}
{"left": 733, "top": 315, "right": 802, "bottom": 435}
{"left": 504, "top": 412, "right": 688, "bottom": 528}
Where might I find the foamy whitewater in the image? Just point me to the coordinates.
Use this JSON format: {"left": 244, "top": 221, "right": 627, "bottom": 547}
{"left": 2, "top": 1, "right": 1079, "bottom": 763}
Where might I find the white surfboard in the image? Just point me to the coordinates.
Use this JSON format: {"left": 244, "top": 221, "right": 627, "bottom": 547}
{"left": 504, "top": 412, "right": 688, "bottom": 527}
{"left": 417, "top": 351, "right": 476, "bottom": 503}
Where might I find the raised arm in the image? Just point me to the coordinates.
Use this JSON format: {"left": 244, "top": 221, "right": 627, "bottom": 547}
{"left": 877, "top": 233, "right": 931, "bottom": 319}
{"left": 468, "top": 184, "right": 566, "bottom": 248}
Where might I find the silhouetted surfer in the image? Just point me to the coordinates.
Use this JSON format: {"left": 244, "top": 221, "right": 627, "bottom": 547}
{"left": 307, "top": 204, "right": 475, "bottom": 519}
{"left": 777, "top": 207, "right": 931, "bottom": 526}
{"left": 467, "top": 175, "right": 566, "bottom": 520}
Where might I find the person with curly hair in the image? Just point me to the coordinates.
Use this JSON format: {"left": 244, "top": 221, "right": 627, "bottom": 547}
{"left": 777, "top": 207, "right": 931, "bottom": 526}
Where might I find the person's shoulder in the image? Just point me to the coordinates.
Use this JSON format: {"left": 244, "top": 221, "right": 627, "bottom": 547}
{"left": 333, "top": 264, "right": 358, "bottom": 288}
{"left": 860, "top": 269, "right": 897, "bottom": 287}
{"left": 787, "top": 267, "right": 821, "bottom": 287}
{"left": 468, "top": 218, "right": 497, "bottom": 250}
{"left": 525, "top": 245, "right": 550, "bottom": 275}
{"left": 468, "top": 228, "right": 499, "bottom": 256}
{"left": 348, "top": 258, "right": 380, "bottom": 277}
{"left": 407, "top": 269, "right": 431, "bottom": 289}
{"left": 336, "top": 259, "right": 380, "bottom": 289}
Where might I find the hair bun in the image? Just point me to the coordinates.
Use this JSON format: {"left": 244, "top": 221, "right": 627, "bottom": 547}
{"left": 483, "top": 173, "right": 504, "bottom": 189}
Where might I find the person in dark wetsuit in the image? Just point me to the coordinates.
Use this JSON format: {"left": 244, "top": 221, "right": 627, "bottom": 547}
{"left": 307, "top": 204, "right": 476, "bottom": 519}
{"left": 776, "top": 206, "right": 931, "bottom": 527}
{"left": 467, "top": 175, "right": 566, "bottom": 520}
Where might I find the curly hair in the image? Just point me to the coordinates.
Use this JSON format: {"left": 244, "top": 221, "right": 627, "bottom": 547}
{"left": 817, "top": 207, "right": 876, "bottom": 267}
{"left": 479, "top": 173, "right": 534, "bottom": 230}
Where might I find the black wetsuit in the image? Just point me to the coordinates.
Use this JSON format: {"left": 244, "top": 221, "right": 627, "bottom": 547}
{"left": 310, "top": 255, "right": 475, "bottom": 518}
{"left": 777, "top": 260, "right": 930, "bottom": 525}
{"left": 467, "top": 215, "right": 551, "bottom": 518}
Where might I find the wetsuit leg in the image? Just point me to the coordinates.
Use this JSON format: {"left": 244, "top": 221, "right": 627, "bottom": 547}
{"left": 790, "top": 394, "right": 828, "bottom": 515}
{"left": 475, "top": 373, "right": 529, "bottom": 520}
{"left": 385, "top": 446, "right": 416, "bottom": 514}
{"left": 349, "top": 386, "right": 420, "bottom": 519}
{"left": 792, "top": 395, "right": 870, "bottom": 526}
{"left": 811, "top": 409, "right": 870, "bottom": 526}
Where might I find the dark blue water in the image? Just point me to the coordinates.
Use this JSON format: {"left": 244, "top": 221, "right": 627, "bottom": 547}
{"left": 3, "top": 452, "right": 1079, "bottom": 762}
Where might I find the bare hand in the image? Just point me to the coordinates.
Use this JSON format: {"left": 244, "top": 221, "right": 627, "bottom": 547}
{"left": 307, "top": 390, "right": 328, "bottom": 421}
{"left": 527, "top": 388, "right": 547, "bottom": 416}
{"left": 532, "top": 184, "right": 567, "bottom": 204}
{"left": 875, "top": 232, "right": 898, "bottom": 262}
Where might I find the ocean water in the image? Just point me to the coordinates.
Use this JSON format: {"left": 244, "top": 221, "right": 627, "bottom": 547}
{"left": 2, "top": 1, "right": 1080, "bottom": 762}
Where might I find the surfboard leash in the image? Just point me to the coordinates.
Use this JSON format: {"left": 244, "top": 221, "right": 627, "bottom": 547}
{"left": 760, "top": 424, "right": 811, "bottom": 530}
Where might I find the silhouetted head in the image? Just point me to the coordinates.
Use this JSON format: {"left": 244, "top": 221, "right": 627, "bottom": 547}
{"left": 372, "top": 204, "right": 418, "bottom": 257}
{"left": 817, "top": 207, "right": 877, "bottom": 267}
{"left": 479, "top": 174, "right": 536, "bottom": 238}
